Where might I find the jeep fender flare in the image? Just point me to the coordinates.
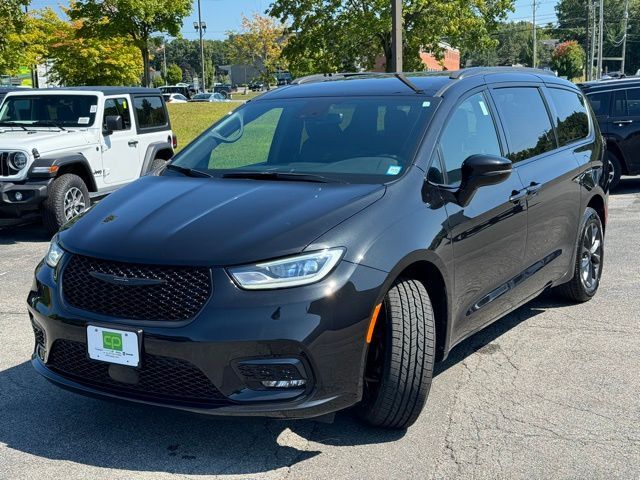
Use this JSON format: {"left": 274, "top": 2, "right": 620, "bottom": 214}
{"left": 28, "top": 153, "right": 97, "bottom": 191}
{"left": 140, "top": 141, "right": 174, "bottom": 176}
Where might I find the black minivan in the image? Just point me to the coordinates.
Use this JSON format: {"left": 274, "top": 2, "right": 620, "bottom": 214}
{"left": 29, "top": 68, "right": 608, "bottom": 429}
{"left": 579, "top": 77, "right": 640, "bottom": 189}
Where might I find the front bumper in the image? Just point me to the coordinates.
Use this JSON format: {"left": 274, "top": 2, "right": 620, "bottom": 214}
{"left": 0, "top": 179, "right": 50, "bottom": 224}
{"left": 27, "top": 256, "right": 388, "bottom": 419}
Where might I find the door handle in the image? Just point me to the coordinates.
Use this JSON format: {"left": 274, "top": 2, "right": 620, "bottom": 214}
{"left": 509, "top": 189, "right": 527, "bottom": 203}
{"left": 128, "top": 140, "right": 139, "bottom": 147}
{"left": 526, "top": 182, "right": 542, "bottom": 197}
{"left": 614, "top": 120, "right": 633, "bottom": 125}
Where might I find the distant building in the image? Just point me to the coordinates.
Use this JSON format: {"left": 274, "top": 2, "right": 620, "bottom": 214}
{"left": 373, "top": 43, "right": 461, "bottom": 72}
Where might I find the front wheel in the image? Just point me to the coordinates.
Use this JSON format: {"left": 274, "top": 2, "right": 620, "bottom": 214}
{"left": 42, "top": 174, "right": 90, "bottom": 234}
{"left": 606, "top": 151, "right": 622, "bottom": 191}
{"left": 556, "top": 207, "right": 604, "bottom": 302}
{"left": 357, "top": 278, "right": 435, "bottom": 429}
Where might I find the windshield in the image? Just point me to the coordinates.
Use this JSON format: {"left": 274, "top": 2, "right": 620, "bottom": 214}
{"left": 170, "top": 96, "right": 439, "bottom": 183}
{"left": 0, "top": 94, "right": 98, "bottom": 128}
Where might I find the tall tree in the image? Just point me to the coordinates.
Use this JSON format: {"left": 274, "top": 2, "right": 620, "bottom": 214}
{"left": 0, "top": 0, "right": 30, "bottom": 74}
{"left": 166, "top": 63, "right": 183, "bottom": 84}
{"left": 551, "top": 40, "right": 585, "bottom": 79}
{"left": 269, "top": 0, "right": 514, "bottom": 75}
{"left": 70, "top": 0, "right": 192, "bottom": 87}
{"left": 227, "top": 14, "right": 288, "bottom": 86}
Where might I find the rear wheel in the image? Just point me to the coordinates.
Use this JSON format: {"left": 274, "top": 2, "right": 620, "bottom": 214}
{"left": 150, "top": 158, "right": 167, "bottom": 173}
{"left": 357, "top": 278, "right": 435, "bottom": 429}
{"left": 42, "top": 174, "right": 89, "bottom": 234}
{"left": 556, "top": 207, "right": 604, "bottom": 302}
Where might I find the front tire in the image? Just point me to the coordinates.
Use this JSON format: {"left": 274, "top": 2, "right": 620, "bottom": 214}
{"left": 357, "top": 278, "right": 435, "bottom": 429}
{"left": 556, "top": 207, "right": 604, "bottom": 302}
{"left": 607, "top": 151, "right": 622, "bottom": 191}
{"left": 42, "top": 174, "right": 89, "bottom": 234}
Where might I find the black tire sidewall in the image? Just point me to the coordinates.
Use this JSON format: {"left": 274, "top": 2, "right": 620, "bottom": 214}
{"left": 42, "top": 174, "right": 90, "bottom": 234}
{"left": 606, "top": 152, "right": 622, "bottom": 190}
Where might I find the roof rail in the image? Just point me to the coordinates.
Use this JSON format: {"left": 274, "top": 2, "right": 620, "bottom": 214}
{"left": 449, "top": 66, "right": 556, "bottom": 80}
{"left": 290, "top": 72, "right": 383, "bottom": 85}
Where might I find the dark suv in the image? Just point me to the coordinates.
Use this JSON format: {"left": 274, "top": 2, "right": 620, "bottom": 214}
{"left": 29, "top": 68, "right": 607, "bottom": 429}
{"left": 580, "top": 77, "right": 640, "bottom": 189}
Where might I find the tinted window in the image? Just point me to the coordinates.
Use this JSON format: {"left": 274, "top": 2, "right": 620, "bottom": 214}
{"left": 103, "top": 98, "right": 131, "bottom": 130}
{"left": 439, "top": 92, "right": 501, "bottom": 184}
{"left": 492, "top": 87, "right": 555, "bottom": 162}
{"left": 587, "top": 91, "right": 611, "bottom": 116}
{"left": 133, "top": 96, "right": 167, "bottom": 129}
{"left": 548, "top": 88, "right": 589, "bottom": 146}
{"left": 613, "top": 90, "right": 627, "bottom": 116}
{"left": 627, "top": 88, "right": 640, "bottom": 116}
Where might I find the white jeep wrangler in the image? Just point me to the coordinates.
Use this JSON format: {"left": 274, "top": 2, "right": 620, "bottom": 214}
{"left": 0, "top": 87, "right": 175, "bottom": 233}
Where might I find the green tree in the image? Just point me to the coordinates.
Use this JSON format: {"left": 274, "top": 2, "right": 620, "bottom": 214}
{"left": 269, "top": 0, "right": 514, "bottom": 75}
{"left": 227, "top": 14, "right": 288, "bottom": 86}
{"left": 70, "top": 0, "right": 192, "bottom": 87}
{"left": 551, "top": 40, "right": 585, "bottom": 79}
{"left": 166, "top": 63, "right": 182, "bottom": 84}
{"left": 0, "top": 0, "right": 30, "bottom": 74}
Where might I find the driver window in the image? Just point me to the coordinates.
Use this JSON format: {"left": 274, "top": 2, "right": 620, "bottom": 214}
{"left": 103, "top": 98, "right": 131, "bottom": 130}
{"left": 439, "top": 92, "right": 501, "bottom": 185}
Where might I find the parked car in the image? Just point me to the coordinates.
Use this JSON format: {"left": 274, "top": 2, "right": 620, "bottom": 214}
{"left": 0, "top": 87, "right": 175, "bottom": 232}
{"left": 162, "top": 93, "right": 188, "bottom": 104}
{"left": 248, "top": 81, "right": 265, "bottom": 91}
{"left": 189, "top": 92, "right": 229, "bottom": 103}
{"left": 213, "top": 84, "right": 233, "bottom": 99}
{"left": 580, "top": 76, "right": 640, "bottom": 189}
{"left": 159, "top": 85, "right": 193, "bottom": 100}
{"left": 29, "top": 68, "right": 607, "bottom": 429}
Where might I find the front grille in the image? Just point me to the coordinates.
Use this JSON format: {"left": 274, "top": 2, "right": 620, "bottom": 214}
{"left": 32, "top": 323, "right": 45, "bottom": 348}
{"left": 62, "top": 254, "right": 212, "bottom": 321}
{"left": 238, "top": 363, "right": 304, "bottom": 382}
{"left": 47, "top": 339, "right": 228, "bottom": 405}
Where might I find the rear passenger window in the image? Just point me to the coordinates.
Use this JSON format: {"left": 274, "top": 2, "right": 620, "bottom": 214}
{"left": 438, "top": 92, "right": 502, "bottom": 185}
{"left": 627, "top": 88, "right": 640, "bottom": 116}
{"left": 548, "top": 88, "right": 590, "bottom": 146}
{"left": 587, "top": 91, "right": 611, "bottom": 116}
{"left": 492, "top": 87, "right": 555, "bottom": 162}
{"left": 133, "top": 96, "right": 168, "bottom": 129}
{"left": 613, "top": 90, "right": 627, "bottom": 116}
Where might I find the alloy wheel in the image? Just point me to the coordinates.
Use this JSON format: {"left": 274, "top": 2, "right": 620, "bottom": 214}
{"left": 63, "top": 187, "right": 86, "bottom": 221}
{"left": 580, "top": 221, "right": 602, "bottom": 292}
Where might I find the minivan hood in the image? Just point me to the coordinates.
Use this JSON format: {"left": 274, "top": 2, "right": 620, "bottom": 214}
{"left": 60, "top": 175, "right": 385, "bottom": 265}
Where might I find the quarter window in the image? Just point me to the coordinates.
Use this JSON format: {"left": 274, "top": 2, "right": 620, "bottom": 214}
{"left": 492, "top": 87, "right": 555, "bottom": 162}
{"left": 587, "top": 91, "right": 611, "bottom": 116}
{"left": 133, "top": 96, "right": 168, "bottom": 129}
{"left": 548, "top": 88, "right": 590, "bottom": 146}
{"left": 438, "top": 92, "right": 502, "bottom": 185}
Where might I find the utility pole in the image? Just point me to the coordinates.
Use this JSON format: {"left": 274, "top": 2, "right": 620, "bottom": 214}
{"left": 586, "top": 1, "right": 591, "bottom": 80}
{"left": 391, "top": 0, "right": 402, "bottom": 72}
{"left": 194, "top": 0, "right": 207, "bottom": 92}
{"left": 532, "top": 0, "right": 537, "bottom": 69}
{"left": 621, "top": 0, "right": 630, "bottom": 74}
{"left": 590, "top": 0, "right": 597, "bottom": 80}
{"left": 162, "top": 43, "right": 167, "bottom": 82}
{"left": 597, "top": 0, "right": 604, "bottom": 79}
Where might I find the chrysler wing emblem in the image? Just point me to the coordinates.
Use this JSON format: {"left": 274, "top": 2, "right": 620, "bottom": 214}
{"left": 89, "top": 271, "right": 166, "bottom": 286}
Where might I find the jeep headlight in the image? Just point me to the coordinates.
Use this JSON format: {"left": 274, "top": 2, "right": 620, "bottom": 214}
{"left": 45, "top": 235, "right": 65, "bottom": 268}
{"left": 9, "top": 151, "right": 28, "bottom": 170}
{"left": 228, "top": 248, "right": 345, "bottom": 289}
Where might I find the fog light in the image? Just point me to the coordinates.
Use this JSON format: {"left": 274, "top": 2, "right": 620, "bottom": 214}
{"left": 261, "top": 379, "right": 306, "bottom": 388}
{"left": 14, "top": 192, "right": 23, "bottom": 201}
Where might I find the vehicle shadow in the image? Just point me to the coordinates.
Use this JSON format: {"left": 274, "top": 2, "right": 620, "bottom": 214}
{"left": 611, "top": 176, "right": 640, "bottom": 195}
{"left": 0, "top": 293, "right": 562, "bottom": 475}
{"left": 0, "top": 223, "right": 51, "bottom": 245}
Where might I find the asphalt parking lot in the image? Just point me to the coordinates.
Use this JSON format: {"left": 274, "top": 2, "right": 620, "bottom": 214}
{"left": 1, "top": 179, "right": 639, "bottom": 480}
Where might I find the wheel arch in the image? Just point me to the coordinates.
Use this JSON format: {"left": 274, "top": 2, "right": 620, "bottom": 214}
{"left": 377, "top": 251, "right": 452, "bottom": 362}
{"left": 606, "top": 139, "right": 628, "bottom": 175}
{"left": 30, "top": 153, "right": 97, "bottom": 192}
{"left": 587, "top": 193, "right": 607, "bottom": 230}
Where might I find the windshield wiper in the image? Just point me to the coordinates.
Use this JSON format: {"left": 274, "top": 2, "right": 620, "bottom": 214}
{"left": 33, "top": 121, "right": 67, "bottom": 131}
{"left": 165, "top": 163, "right": 212, "bottom": 178}
{"left": 0, "top": 121, "right": 28, "bottom": 131}
{"left": 221, "top": 171, "right": 341, "bottom": 183}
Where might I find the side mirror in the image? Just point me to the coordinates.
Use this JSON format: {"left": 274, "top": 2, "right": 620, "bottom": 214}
{"left": 456, "top": 154, "right": 512, "bottom": 207}
{"left": 104, "top": 115, "right": 123, "bottom": 135}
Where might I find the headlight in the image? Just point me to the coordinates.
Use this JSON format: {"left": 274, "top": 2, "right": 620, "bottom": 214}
{"left": 228, "top": 248, "right": 345, "bottom": 289}
{"left": 9, "top": 151, "right": 28, "bottom": 170}
{"left": 45, "top": 235, "right": 65, "bottom": 268}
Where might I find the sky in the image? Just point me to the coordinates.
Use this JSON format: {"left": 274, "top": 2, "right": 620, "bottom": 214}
{"left": 27, "top": 0, "right": 558, "bottom": 41}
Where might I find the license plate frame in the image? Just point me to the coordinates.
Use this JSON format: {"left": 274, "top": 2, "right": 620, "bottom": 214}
{"left": 86, "top": 325, "right": 142, "bottom": 368}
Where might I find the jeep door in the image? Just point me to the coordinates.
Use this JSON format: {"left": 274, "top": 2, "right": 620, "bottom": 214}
{"left": 131, "top": 94, "right": 172, "bottom": 175}
{"left": 101, "top": 96, "right": 141, "bottom": 185}
{"left": 609, "top": 87, "right": 640, "bottom": 174}
{"left": 433, "top": 90, "right": 528, "bottom": 345}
